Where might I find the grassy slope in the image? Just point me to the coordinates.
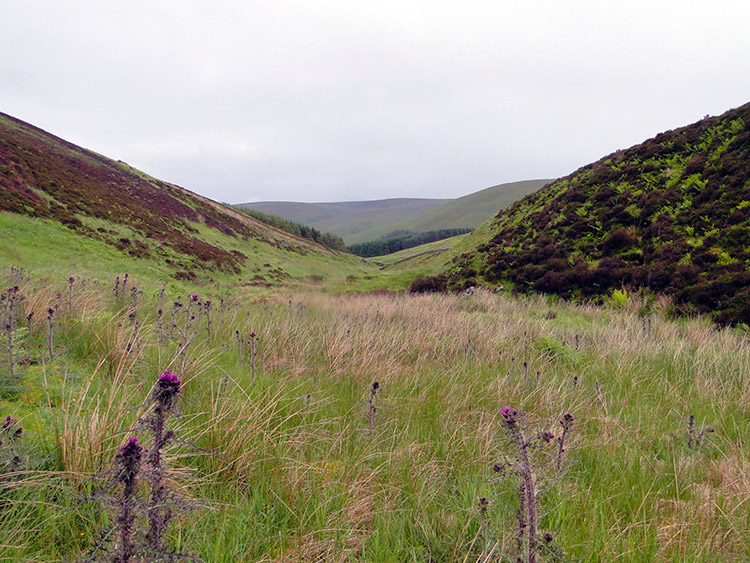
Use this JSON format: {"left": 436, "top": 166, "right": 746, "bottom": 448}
{"left": 0, "top": 111, "right": 385, "bottom": 292}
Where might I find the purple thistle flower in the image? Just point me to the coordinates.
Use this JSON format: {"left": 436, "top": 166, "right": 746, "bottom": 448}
{"left": 115, "top": 437, "right": 143, "bottom": 482}
{"left": 501, "top": 406, "right": 518, "bottom": 425}
{"left": 2, "top": 416, "right": 22, "bottom": 439}
{"left": 153, "top": 370, "right": 181, "bottom": 409}
{"left": 191, "top": 294, "right": 199, "bottom": 302}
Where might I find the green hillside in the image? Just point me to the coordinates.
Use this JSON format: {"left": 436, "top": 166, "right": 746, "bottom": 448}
{"left": 348, "top": 179, "right": 551, "bottom": 244}
{"left": 439, "top": 102, "right": 750, "bottom": 325}
{"left": 0, "top": 111, "right": 381, "bottom": 290}
{"left": 237, "top": 198, "right": 450, "bottom": 244}
{"left": 239, "top": 180, "right": 548, "bottom": 245}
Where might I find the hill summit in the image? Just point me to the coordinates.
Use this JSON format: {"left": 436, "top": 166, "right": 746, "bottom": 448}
{"left": 443, "top": 102, "right": 750, "bottom": 325}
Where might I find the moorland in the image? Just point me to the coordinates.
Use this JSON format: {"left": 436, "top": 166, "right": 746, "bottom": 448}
{"left": 1, "top": 105, "right": 749, "bottom": 562}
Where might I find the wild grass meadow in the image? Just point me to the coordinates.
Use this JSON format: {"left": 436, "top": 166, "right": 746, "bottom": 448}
{"left": 1, "top": 268, "right": 749, "bottom": 561}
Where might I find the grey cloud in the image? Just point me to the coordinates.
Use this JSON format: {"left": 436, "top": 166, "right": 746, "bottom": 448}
{"left": 2, "top": 1, "right": 750, "bottom": 203}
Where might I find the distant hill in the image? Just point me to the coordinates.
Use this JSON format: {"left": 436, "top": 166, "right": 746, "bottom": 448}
{"left": 349, "top": 179, "right": 551, "bottom": 244}
{"left": 237, "top": 199, "right": 450, "bottom": 244}
{"left": 439, "top": 102, "right": 750, "bottom": 325}
{"left": 239, "top": 179, "right": 548, "bottom": 245}
{"left": 0, "top": 111, "right": 379, "bottom": 286}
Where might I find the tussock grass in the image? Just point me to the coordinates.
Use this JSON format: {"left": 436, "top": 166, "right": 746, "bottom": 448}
{"left": 0, "top": 273, "right": 748, "bottom": 562}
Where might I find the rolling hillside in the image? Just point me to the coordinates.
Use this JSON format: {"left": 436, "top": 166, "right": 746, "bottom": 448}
{"left": 348, "top": 179, "right": 551, "bottom": 244}
{"left": 439, "top": 102, "right": 750, "bottom": 325}
{"left": 239, "top": 179, "right": 549, "bottom": 245}
{"left": 237, "top": 198, "right": 450, "bottom": 244}
{"left": 0, "top": 111, "right": 379, "bottom": 287}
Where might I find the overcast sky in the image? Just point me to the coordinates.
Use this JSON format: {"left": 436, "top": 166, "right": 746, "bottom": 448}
{"left": 2, "top": 1, "right": 749, "bottom": 203}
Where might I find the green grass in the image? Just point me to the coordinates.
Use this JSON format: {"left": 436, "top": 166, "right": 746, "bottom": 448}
{"left": 0, "top": 211, "right": 392, "bottom": 296}
{"left": 1, "top": 265, "right": 748, "bottom": 562}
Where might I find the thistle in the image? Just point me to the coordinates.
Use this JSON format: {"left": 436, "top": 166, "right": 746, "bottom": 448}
{"left": 145, "top": 370, "right": 181, "bottom": 553}
{"left": 368, "top": 381, "right": 379, "bottom": 434}
{"left": 0, "top": 416, "right": 23, "bottom": 473}
{"left": 249, "top": 332, "right": 257, "bottom": 381}
{"left": 46, "top": 307, "right": 55, "bottom": 361}
{"left": 113, "top": 438, "right": 143, "bottom": 563}
{"left": 687, "top": 414, "right": 714, "bottom": 449}
{"left": 499, "top": 407, "right": 537, "bottom": 563}
{"left": 556, "top": 413, "right": 574, "bottom": 473}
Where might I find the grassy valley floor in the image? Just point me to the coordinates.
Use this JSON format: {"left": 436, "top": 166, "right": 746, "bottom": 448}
{"left": 0, "top": 266, "right": 748, "bottom": 562}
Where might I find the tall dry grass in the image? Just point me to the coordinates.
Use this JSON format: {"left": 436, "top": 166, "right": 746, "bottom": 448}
{"left": 1, "top": 275, "right": 748, "bottom": 561}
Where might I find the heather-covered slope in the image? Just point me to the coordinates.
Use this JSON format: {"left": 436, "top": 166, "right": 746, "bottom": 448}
{"left": 444, "top": 102, "right": 750, "bottom": 325}
{"left": 0, "top": 111, "right": 378, "bottom": 286}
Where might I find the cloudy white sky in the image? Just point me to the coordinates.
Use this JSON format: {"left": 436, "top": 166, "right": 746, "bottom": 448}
{"left": 2, "top": 1, "right": 749, "bottom": 203}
